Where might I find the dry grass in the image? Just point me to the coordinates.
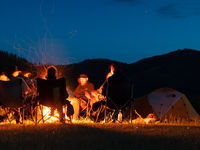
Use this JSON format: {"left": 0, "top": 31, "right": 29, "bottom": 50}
{"left": 0, "top": 123, "right": 199, "bottom": 150}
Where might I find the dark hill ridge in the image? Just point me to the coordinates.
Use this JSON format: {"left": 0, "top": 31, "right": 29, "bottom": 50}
{"left": 128, "top": 49, "right": 200, "bottom": 96}
{"left": 0, "top": 50, "right": 35, "bottom": 75}
{"left": 128, "top": 49, "right": 200, "bottom": 93}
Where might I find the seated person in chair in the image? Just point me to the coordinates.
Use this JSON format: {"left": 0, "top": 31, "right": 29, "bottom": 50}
{"left": 37, "top": 66, "right": 69, "bottom": 123}
{"left": 73, "top": 74, "right": 94, "bottom": 108}
{"left": 71, "top": 74, "right": 94, "bottom": 119}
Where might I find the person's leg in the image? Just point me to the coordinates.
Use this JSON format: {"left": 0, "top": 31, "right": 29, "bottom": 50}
{"left": 58, "top": 105, "right": 65, "bottom": 123}
{"left": 50, "top": 107, "right": 55, "bottom": 116}
{"left": 65, "top": 100, "right": 74, "bottom": 120}
{"left": 14, "top": 109, "right": 20, "bottom": 124}
{"left": 71, "top": 98, "right": 80, "bottom": 120}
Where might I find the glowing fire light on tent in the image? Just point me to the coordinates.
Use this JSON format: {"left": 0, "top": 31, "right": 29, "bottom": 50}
{"left": 12, "top": 70, "right": 22, "bottom": 77}
{"left": 0, "top": 73, "right": 10, "bottom": 81}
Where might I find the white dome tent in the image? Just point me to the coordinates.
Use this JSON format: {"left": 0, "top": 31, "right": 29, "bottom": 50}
{"left": 134, "top": 88, "right": 200, "bottom": 122}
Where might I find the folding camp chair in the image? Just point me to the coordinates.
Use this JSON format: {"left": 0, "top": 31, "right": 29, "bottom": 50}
{"left": 0, "top": 78, "right": 34, "bottom": 123}
{"left": 36, "top": 77, "right": 67, "bottom": 123}
{"left": 103, "top": 77, "right": 134, "bottom": 123}
{"left": 89, "top": 100, "right": 115, "bottom": 122}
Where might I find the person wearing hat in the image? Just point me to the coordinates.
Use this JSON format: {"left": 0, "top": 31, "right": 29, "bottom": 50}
{"left": 73, "top": 74, "right": 94, "bottom": 101}
{"left": 72, "top": 74, "right": 94, "bottom": 119}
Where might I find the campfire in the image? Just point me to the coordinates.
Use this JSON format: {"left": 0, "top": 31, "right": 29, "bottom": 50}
{"left": 39, "top": 106, "right": 69, "bottom": 123}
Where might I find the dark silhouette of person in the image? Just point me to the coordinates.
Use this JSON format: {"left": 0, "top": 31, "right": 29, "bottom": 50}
{"left": 65, "top": 99, "right": 74, "bottom": 121}
{"left": 46, "top": 66, "right": 67, "bottom": 123}
{"left": 47, "top": 67, "right": 56, "bottom": 80}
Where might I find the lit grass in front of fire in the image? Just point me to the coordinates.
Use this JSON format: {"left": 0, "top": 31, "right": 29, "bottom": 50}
{"left": 0, "top": 123, "right": 199, "bottom": 150}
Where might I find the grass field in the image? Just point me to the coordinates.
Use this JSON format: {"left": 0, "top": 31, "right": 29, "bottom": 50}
{"left": 0, "top": 123, "right": 199, "bottom": 150}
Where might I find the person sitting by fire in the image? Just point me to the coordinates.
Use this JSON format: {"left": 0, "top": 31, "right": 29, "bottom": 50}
{"left": 72, "top": 74, "right": 95, "bottom": 119}
{"left": 45, "top": 66, "right": 73, "bottom": 122}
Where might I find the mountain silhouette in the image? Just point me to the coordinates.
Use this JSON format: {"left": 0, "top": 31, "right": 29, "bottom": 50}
{"left": 0, "top": 50, "right": 35, "bottom": 75}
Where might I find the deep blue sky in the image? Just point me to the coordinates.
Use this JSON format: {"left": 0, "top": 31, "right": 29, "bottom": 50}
{"left": 1, "top": 0, "right": 200, "bottom": 64}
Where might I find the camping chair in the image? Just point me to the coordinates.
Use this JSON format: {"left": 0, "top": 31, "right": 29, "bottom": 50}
{"left": 104, "top": 78, "right": 134, "bottom": 123}
{"left": 0, "top": 78, "right": 34, "bottom": 123}
{"left": 77, "top": 92, "right": 112, "bottom": 122}
{"left": 36, "top": 78, "right": 67, "bottom": 123}
{"left": 89, "top": 100, "right": 115, "bottom": 122}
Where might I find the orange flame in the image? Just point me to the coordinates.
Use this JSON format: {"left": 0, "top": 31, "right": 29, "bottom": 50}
{"left": 41, "top": 106, "right": 60, "bottom": 121}
{"left": 0, "top": 73, "right": 10, "bottom": 81}
{"left": 39, "top": 105, "right": 69, "bottom": 123}
{"left": 24, "top": 72, "right": 31, "bottom": 78}
{"left": 106, "top": 64, "right": 115, "bottom": 79}
{"left": 12, "top": 70, "right": 22, "bottom": 77}
{"left": 98, "top": 64, "right": 115, "bottom": 93}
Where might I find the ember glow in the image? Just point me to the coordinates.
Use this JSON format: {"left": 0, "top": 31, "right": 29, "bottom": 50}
{"left": 12, "top": 70, "right": 22, "bottom": 77}
{"left": 38, "top": 105, "right": 68, "bottom": 123}
{"left": 0, "top": 73, "right": 10, "bottom": 81}
{"left": 24, "top": 72, "right": 31, "bottom": 78}
{"left": 40, "top": 106, "right": 59, "bottom": 122}
{"left": 0, "top": 105, "right": 71, "bottom": 124}
{"left": 106, "top": 64, "right": 115, "bottom": 79}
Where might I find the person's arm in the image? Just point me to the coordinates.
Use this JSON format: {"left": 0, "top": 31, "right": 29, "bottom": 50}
{"left": 88, "top": 82, "right": 95, "bottom": 92}
{"left": 73, "top": 85, "right": 82, "bottom": 98}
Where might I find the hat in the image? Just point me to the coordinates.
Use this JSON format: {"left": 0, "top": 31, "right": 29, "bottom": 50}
{"left": 79, "top": 74, "right": 88, "bottom": 78}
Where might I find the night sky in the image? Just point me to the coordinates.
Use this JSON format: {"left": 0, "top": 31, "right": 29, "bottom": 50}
{"left": 1, "top": 0, "right": 200, "bottom": 64}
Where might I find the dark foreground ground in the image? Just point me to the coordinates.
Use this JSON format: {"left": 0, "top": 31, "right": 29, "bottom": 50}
{"left": 0, "top": 123, "right": 199, "bottom": 150}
